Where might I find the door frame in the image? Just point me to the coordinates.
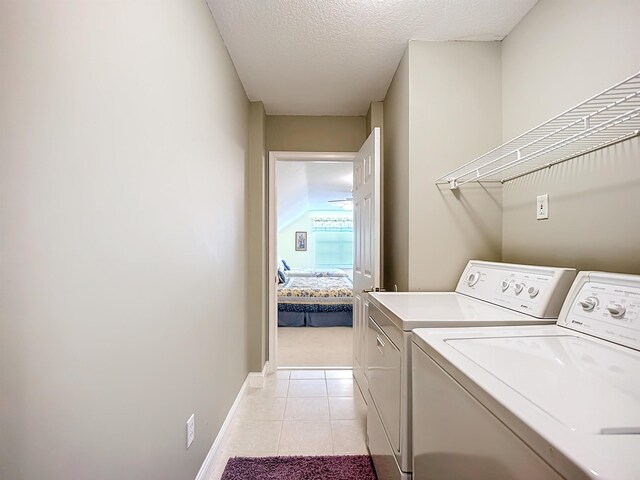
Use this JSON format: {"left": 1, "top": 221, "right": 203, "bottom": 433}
{"left": 267, "top": 151, "right": 357, "bottom": 373}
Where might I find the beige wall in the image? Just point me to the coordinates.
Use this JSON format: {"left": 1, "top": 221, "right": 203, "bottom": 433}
{"left": 382, "top": 52, "right": 411, "bottom": 291}
{"left": 247, "top": 102, "right": 267, "bottom": 370}
{"left": 366, "top": 102, "right": 384, "bottom": 135}
{"left": 0, "top": 2, "right": 250, "bottom": 480}
{"left": 266, "top": 115, "right": 366, "bottom": 152}
{"left": 408, "top": 41, "right": 503, "bottom": 290}
{"left": 501, "top": 0, "right": 640, "bottom": 273}
{"left": 383, "top": 42, "right": 503, "bottom": 292}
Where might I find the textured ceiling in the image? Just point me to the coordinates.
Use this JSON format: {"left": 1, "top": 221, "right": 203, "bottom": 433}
{"left": 206, "top": 0, "right": 537, "bottom": 115}
{"left": 277, "top": 161, "right": 353, "bottom": 229}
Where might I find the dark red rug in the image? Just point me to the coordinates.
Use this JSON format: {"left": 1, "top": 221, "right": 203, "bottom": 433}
{"left": 221, "top": 455, "right": 377, "bottom": 480}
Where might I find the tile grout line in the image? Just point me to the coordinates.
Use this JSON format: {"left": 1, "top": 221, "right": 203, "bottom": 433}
{"left": 323, "top": 370, "right": 336, "bottom": 455}
{"left": 327, "top": 398, "right": 336, "bottom": 454}
{"left": 271, "top": 370, "right": 363, "bottom": 456}
{"left": 276, "top": 378, "right": 291, "bottom": 456}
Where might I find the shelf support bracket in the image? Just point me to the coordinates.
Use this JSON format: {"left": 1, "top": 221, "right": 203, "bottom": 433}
{"left": 448, "top": 178, "right": 458, "bottom": 190}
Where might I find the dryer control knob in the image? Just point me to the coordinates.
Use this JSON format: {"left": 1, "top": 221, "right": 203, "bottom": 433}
{"left": 501, "top": 280, "right": 509, "bottom": 292}
{"left": 528, "top": 287, "right": 539, "bottom": 298}
{"left": 579, "top": 297, "right": 598, "bottom": 311}
{"left": 514, "top": 283, "right": 525, "bottom": 295}
{"left": 606, "top": 303, "right": 626, "bottom": 318}
{"left": 467, "top": 272, "right": 480, "bottom": 287}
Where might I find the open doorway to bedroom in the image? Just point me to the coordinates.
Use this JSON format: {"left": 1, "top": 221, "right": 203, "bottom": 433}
{"left": 270, "top": 153, "right": 355, "bottom": 368}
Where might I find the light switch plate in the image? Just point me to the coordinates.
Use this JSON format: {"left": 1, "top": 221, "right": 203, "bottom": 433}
{"left": 537, "top": 194, "right": 549, "bottom": 220}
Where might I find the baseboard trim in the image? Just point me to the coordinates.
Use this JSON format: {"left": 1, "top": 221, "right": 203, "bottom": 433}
{"left": 194, "top": 373, "right": 248, "bottom": 480}
{"left": 265, "top": 359, "right": 276, "bottom": 375}
{"left": 248, "top": 362, "right": 268, "bottom": 388}
{"left": 278, "top": 365, "right": 352, "bottom": 370}
{"left": 195, "top": 364, "right": 270, "bottom": 480}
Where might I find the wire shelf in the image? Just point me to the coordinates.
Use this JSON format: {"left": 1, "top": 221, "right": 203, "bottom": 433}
{"left": 436, "top": 70, "right": 640, "bottom": 189}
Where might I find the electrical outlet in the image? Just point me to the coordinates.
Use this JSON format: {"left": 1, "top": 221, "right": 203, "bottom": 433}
{"left": 537, "top": 194, "right": 549, "bottom": 220}
{"left": 186, "top": 414, "right": 195, "bottom": 449}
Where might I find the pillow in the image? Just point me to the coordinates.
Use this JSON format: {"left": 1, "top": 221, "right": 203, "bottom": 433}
{"left": 281, "top": 259, "right": 291, "bottom": 271}
{"left": 277, "top": 270, "right": 286, "bottom": 284}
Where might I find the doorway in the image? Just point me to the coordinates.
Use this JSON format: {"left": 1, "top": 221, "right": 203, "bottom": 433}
{"left": 268, "top": 152, "right": 356, "bottom": 370}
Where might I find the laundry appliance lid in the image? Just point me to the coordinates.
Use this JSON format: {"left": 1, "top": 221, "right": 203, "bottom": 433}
{"left": 412, "top": 325, "right": 640, "bottom": 480}
{"left": 369, "top": 292, "right": 552, "bottom": 331}
{"left": 447, "top": 333, "right": 640, "bottom": 434}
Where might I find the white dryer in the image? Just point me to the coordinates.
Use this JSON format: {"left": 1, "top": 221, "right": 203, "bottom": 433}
{"left": 412, "top": 271, "right": 640, "bottom": 479}
{"left": 366, "top": 261, "right": 576, "bottom": 480}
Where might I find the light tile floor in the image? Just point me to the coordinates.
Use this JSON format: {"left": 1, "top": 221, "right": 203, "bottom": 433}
{"left": 209, "top": 369, "right": 367, "bottom": 480}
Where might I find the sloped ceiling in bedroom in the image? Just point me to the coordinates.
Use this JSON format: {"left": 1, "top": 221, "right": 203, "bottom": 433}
{"left": 277, "top": 161, "right": 353, "bottom": 229}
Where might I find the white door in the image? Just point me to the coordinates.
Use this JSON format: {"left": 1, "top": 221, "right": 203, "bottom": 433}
{"left": 352, "top": 127, "right": 382, "bottom": 398}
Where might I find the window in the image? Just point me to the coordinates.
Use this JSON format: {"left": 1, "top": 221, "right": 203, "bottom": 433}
{"left": 313, "top": 217, "right": 353, "bottom": 268}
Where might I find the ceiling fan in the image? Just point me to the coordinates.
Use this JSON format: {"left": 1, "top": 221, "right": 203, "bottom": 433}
{"left": 328, "top": 197, "right": 354, "bottom": 210}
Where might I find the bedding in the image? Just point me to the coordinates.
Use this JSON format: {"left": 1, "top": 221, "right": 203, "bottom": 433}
{"left": 278, "top": 276, "right": 353, "bottom": 327}
{"left": 286, "top": 267, "right": 349, "bottom": 278}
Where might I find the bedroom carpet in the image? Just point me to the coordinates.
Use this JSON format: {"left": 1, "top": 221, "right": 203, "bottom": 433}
{"left": 220, "top": 455, "right": 377, "bottom": 480}
{"left": 278, "top": 326, "right": 352, "bottom": 367}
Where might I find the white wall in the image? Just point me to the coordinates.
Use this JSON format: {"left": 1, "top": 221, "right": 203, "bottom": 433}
{"left": 277, "top": 211, "right": 353, "bottom": 269}
{"left": 278, "top": 212, "right": 316, "bottom": 269}
{"left": 0, "top": 2, "right": 250, "bottom": 479}
{"left": 501, "top": 0, "right": 640, "bottom": 273}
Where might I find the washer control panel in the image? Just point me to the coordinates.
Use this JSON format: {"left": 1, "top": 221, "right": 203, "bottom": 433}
{"left": 456, "top": 261, "right": 576, "bottom": 318}
{"left": 559, "top": 272, "right": 640, "bottom": 351}
{"left": 497, "top": 274, "right": 549, "bottom": 300}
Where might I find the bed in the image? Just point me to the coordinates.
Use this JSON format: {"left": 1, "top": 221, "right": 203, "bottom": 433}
{"left": 277, "top": 276, "right": 353, "bottom": 327}
{"left": 286, "top": 267, "right": 349, "bottom": 278}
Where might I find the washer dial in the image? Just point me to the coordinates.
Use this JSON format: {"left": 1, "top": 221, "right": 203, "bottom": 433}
{"left": 579, "top": 296, "right": 599, "bottom": 312}
{"left": 467, "top": 272, "right": 480, "bottom": 287}
{"left": 606, "top": 303, "right": 626, "bottom": 318}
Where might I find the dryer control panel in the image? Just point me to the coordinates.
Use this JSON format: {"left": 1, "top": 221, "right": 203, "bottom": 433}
{"left": 456, "top": 261, "right": 576, "bottom": 318}
{"left": 559, "top": 272, "right": 640, "bottom": 351}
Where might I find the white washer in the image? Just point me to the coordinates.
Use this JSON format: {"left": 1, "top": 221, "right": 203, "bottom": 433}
{"left": 366, "top": 261, "right": 576, "bottom": 480}
{"left": 412, "top": 271, "right": 640, "bottom": 479}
